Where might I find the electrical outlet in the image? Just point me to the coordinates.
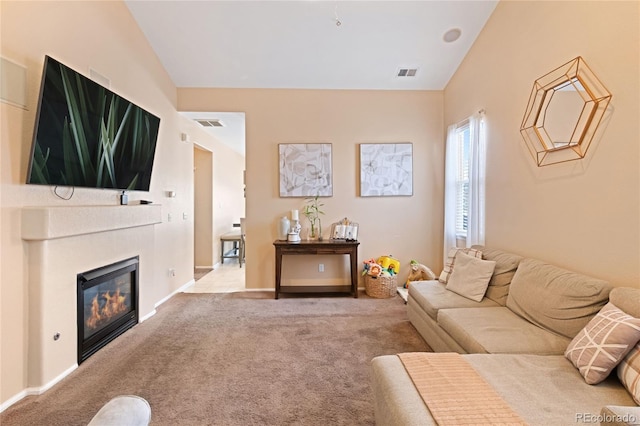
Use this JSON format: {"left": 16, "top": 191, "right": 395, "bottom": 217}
{"left": 183, "top": 212, "right": 188, "bottom": 220}
{"left": 318, "top": 263, "right": 324, "bottom": 272}
{"left": 168, "top": 213, "right": 172, "bottom": 222}
{"left": 168, "top": 268, "right": 176, "bottom": 277}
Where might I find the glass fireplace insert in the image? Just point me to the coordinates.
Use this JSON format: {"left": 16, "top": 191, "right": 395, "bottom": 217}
{"left": 77, "top": 256, "right": 139, "bottom": 364}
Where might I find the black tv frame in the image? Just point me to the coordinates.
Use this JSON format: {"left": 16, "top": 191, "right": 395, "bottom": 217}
{"left": 27, "top": 56, "right": 160, "bottom": 191}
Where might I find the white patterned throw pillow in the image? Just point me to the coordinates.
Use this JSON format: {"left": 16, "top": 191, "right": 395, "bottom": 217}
{"left": 438, "top": 247, "right": 483, "bottom": 284}
{"left": 565, "top": 302, "right": 640, "bottom": 385}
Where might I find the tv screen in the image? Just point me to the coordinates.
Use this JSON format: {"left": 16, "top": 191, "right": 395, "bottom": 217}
{"left": 27, "top": 56, "right": 160, "bottom": 191}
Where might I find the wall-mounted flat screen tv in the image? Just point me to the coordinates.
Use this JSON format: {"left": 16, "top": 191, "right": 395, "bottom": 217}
{"left": 27, "top": 55, "right": 160, "bottom": 191}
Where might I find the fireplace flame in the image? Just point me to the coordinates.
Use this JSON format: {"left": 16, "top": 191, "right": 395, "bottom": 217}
{"left": 86, "top": 289, "right": 128, "bottom": 330}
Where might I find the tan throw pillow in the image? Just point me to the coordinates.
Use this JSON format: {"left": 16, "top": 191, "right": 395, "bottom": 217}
{"left": 565, "top": 302, "right": 640, "bottom": 385}
{"left": 438, "top": 247, "right": 483, "bottom": 284}
{"left": 617, "top": 341, "right": 640, "bottom": 404}
{"left": 445, "top": 251, "right": 496, "bottom": 302}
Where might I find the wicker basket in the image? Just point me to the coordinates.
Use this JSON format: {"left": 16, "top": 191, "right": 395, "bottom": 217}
{"left": 364, "top": 274, "right": 397, "bottom": 298}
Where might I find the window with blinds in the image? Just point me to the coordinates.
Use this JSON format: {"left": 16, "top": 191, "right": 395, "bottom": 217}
{"left": 455, "top": 122, "right": 471, "bottom": 237}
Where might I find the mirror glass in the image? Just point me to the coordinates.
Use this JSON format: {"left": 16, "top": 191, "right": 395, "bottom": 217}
{"left": 541, "top": 79, "right": 588, "bottom": 149}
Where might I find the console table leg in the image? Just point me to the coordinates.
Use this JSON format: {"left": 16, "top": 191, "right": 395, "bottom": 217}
{"left": 275, "top": 250, "right": 282, "bottom": 299}
{"left": 350, "top": 250, "right": 358, "bottom": 298}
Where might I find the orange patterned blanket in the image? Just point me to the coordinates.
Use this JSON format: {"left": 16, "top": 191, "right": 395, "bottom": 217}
{"left": 397, "top": 352, "right": 528, "bottom": 426}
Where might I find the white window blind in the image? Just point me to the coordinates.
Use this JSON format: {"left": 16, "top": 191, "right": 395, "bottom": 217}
{"left": 455, "top": 122, "right": 470, "bottom": 238}
{"left": 444, "top": 111, "right": 486, "bottom": 257}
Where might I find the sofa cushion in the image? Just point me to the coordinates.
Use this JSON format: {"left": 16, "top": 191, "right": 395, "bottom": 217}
{"left": 370, "top": 356, "right": 438, "bottom": 426}
{"left": 609, "top": 287, "right": 640, "bottom": 318}
{"left": 438, "top": 307, "right": 571, "bottom": 355}
{"left": 371, "top": 354, "right": 637, "bottom": 426}
{"left": 445, "top": 252, "right": 496, "bottom": 302}
{"left": 438, "top": 247, "right": 482, "bottom": 284}
{"left": 565, "top": 302, "right": 640, "bottom": 384}
{"left": 408, "top": 281, "right": 499, "bottom": 321}
{"left": 465, "top": 355, "right": 637, "bottom": 424}
{"left": 506, "top": 258, "right": 612, "bottom": 339}
{"left": 471, "top": 245, "right": 523, "bottom": 306}
{"left": 618, "top": 341, "right": 640, "bottom": 405}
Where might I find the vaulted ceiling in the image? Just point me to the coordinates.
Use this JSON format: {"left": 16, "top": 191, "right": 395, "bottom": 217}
{"left": 125, "top": 1, "right": 498, "bottom": 155}
{"left": 126, "top": 0, "right": 498, "bottom": 91}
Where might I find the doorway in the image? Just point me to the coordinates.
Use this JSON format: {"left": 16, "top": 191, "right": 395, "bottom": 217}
{"left": 184, "top": 111, "right": 246, "bottom": 289}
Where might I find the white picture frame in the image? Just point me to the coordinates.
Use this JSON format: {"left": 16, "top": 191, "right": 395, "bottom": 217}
{"left": 359, "top": 143, "right": 413, "bottom": 197}
{"left": 279, "top": 143, "right": 333, "bottom": 197}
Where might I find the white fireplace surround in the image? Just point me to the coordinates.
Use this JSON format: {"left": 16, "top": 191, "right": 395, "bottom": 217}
{"left": 21, "top": 205, "right": 161, "bottom": 393}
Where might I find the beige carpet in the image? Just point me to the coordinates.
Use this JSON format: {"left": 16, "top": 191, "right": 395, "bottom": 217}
{"left": 1, "top": 291, "right": 430, "bottom": 425}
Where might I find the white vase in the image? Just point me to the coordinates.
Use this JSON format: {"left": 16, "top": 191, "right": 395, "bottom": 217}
{"left": 278, "top": 216, "right": 290, "bottom": 240}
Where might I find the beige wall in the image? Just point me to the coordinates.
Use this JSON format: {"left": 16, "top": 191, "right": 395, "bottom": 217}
{"left": 444, "top": 0, "right": 639, "bottom": 287}
{"left": 179, "top": 89, "right": 445, "bottom": 289}
{"left": 194, "top": 147, "right": 214, "bottom": 267}
{"left": 0, "top": 0, "right": 209, "bottom": 406}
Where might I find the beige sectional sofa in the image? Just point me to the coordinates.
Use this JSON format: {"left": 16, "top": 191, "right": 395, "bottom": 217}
{"left": 371, "top": 246, "right": 640, "bottom": 425}
{"left": 407, "top": 246, "right": 611, "bottom": 354}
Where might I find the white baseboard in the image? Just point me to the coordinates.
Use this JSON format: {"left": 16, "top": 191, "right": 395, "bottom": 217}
{"left": 139, "top": 309, "right": 156, "bottom": 322}
{"left": 140, "top": 278, "right": 195, "bottom": 322}
{"left": 178, "top": 278, "right": 195, "bottom": 293}
{"left": 154, "top": 279, "right": 195, "bottom": 309}
{"left": 0, "top": 363, "right": 77, "bottom": 413}
{"left": 0, "top": 390, "right": 29, "bottom": 413}
{"left": 1, "top": 278, "right": 197, "bottom": 412}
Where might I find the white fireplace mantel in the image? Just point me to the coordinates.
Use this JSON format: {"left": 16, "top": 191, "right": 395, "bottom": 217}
{"left": 22, "top": 204, "right": 162, "bottom": 240}
{"left": 20, "top": 204, "right": 161, "bottom": 392}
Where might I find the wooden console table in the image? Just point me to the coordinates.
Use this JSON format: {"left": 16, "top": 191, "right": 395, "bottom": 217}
{"left": 273, "top": 240, "right": 360, "bottom": 299}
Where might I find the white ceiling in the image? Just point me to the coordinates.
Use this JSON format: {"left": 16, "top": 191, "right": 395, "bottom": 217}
{"left": 126, "top": 0, "right": 499, "bottom": 155}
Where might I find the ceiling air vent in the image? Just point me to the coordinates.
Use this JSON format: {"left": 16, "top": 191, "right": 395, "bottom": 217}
{"left": 196, "top": 119, "right": 224, "bottom": 127}
{"left": 397, "top": 68, "right": 418, "bottom": 77}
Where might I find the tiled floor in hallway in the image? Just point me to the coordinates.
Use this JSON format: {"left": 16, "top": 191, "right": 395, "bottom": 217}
{"left": 186, "top": 260, "right": 245, "bottom": 293}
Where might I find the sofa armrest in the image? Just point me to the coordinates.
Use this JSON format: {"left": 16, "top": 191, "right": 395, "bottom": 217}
{"left": 370, "top": 355, "right": 436, "bottom": 426}
{"left": 600, "top": 405, "right": 640, "bottom": 426}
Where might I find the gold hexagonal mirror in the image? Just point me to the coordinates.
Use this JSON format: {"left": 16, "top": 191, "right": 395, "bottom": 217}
{"left": 520, "top": 57, "right": 612, "bottom": 167}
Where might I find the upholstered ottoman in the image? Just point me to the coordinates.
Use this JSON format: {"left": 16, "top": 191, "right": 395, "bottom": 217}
{"left": 88, "top": 395, "right": 151, "bottom": 426}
